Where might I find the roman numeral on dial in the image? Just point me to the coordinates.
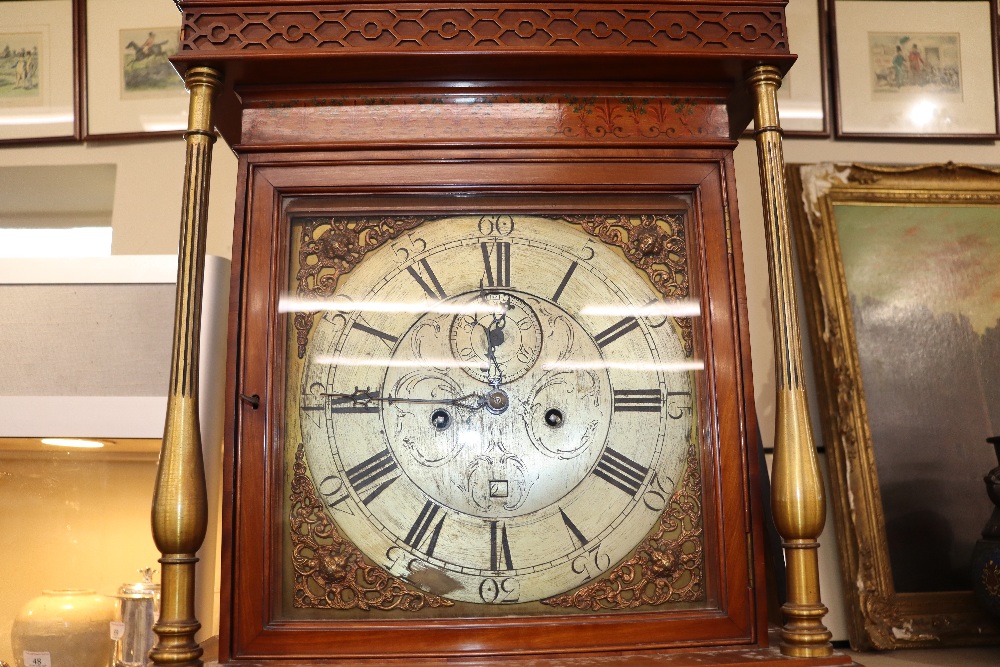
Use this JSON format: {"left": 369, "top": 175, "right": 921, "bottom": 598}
{"left": 407, "top": 258, "right": 447, "bottom": 299}
{"left": 551, "top": 261, "right": 577, "bottom": 302}
{"left": 613, "top": 388, "right": 662, "bottom": 412}
{"left": 489, "top": 520, "right": 514, "bottom": 571}
{"left": 404, "top": 500, "right": 447, "bottom": 558}
{"left": 559, "top": 508, "right": 588, "bottom": 549}
{"left": 481, "top": 241, "right": 511, "bottom": 288}
{"left": 345, "top": 448, "right": 400, "bottom": 504}
{"left": 593, "top": 316, "right": 640, "bottom": 348}
{"left": 351, "top": 321, "right": 398, "bottom": 348}
{"left": 593, "top": 448, "right": 649, "bottom": 497}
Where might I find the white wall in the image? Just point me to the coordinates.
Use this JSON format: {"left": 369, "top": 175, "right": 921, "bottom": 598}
{"left": 0, "top": 139, "right": 238, "bottom": 259}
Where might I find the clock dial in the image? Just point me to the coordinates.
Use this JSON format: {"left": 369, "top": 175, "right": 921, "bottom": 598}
{"left": 296, "top": 214, "right": 696, "bottom": 605}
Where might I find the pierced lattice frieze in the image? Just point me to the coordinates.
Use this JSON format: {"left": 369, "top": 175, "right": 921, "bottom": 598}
{"left": 180, "top": 5, "right": 787, "bottom": 55}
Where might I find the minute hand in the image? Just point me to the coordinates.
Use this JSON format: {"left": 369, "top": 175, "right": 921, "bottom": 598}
{"left": 323, "top": 388, "right": 487, "bottom": 410}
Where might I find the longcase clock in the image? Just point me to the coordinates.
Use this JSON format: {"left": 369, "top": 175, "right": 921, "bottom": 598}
{"left": 151, "top": 2, "right": 855, "bottom": 666}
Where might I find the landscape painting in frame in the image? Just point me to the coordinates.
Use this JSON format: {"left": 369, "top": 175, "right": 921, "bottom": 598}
{"left": 835, "top": 202, "right": 1000, "bottom": 594}
{"left": 119, "top": 27, "right": 182, "bottom": 97}
{"left": 0, "top": 33, "right": 41, "bottom": 103}
{"left": 868, "top": 32, "right": 962, "bottom": 96}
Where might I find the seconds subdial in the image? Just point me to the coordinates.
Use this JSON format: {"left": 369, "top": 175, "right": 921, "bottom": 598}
{"left": 449, "top": 292, "right": 543, "bottom": 384}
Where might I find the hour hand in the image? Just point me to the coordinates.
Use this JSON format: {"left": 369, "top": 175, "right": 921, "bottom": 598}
{"left": 323, "top": 387, "right": 487, "bottom": 410}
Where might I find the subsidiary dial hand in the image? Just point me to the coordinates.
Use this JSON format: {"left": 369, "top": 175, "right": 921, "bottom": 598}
{"left": 484, "top": 303, "right": 509, "bottom": 384}
{"left": 449, "top": 292, "right": 542, "bottom": 385}
{"left": 324, "top": 387, "right": 488, "bottom": 411}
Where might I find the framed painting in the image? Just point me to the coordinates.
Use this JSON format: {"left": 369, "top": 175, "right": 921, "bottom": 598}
{"left": 831, "top": 0, "right": 1000, "bottom": 138}
{"left": 788, "top": 162, "right": 1000, "bottom": 649}
{"left": 778, "top": 0, "right": 830, "bottom": 136}
{"left": 0, "top": 0, "right": 76, "bottom": 143}
{"left": 83, "top": 0, "right": 187, "bottom": 138}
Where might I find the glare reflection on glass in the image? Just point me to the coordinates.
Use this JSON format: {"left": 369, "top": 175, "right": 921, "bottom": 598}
{"left": 41, "top": 438, "right": 105, "bottom": 449}
{"left": 0, "top": 111, "right": 74, "bottom": 126}
{"left": 314, "top": 356, "right": 485, "bottom": 369}
{"left": 908, "top": 99, "right": 937, "bottom": 127}
{"left": 777, "top": 106, "right": 824, "bottom": 121}
{"left": 278, "top": 297, "right": 504, "bottom": 315}
{"left": 542, "top": 360, "right": 704, "bottom": 372}
{"left": 580, "top": 300, "right": 701, "bottom": 318}
{"left": 138, "top": 112, "right": 188, "bottom": 132}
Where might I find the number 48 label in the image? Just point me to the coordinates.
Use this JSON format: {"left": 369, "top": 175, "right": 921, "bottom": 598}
{"left": 22, "top": 652, "right": 51, "bottom": 667}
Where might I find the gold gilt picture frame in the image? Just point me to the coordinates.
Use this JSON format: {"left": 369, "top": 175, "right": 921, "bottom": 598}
{"left": 787, "top": 163, "right": 1000, "bottom": 650}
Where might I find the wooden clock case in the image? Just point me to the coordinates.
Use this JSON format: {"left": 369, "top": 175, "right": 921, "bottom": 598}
{"left": 229, "top": 147, "right": 758, "bottom": 661}
{"left": 163, "top": 1, "right": 851, "bottom": 664}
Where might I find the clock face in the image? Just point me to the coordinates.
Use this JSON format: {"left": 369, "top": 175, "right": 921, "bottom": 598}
{"left": 293, "top": 214, "right": 697, "bottom": 606}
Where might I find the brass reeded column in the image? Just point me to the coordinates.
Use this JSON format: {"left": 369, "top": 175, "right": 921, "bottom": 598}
{"left": 150, "top": 65, "right": 222, "bottom": 667}
{"left": 746, "top": 65, "right": 832, "bottom": 658}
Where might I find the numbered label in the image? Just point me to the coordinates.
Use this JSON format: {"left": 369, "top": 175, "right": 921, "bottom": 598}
{"left": 23, "top": 652, "right": 51, "bottom": 667}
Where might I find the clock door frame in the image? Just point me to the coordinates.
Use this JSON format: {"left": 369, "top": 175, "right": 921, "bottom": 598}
{"left": 221, "top": 149, "right": 767, "bottom": 661}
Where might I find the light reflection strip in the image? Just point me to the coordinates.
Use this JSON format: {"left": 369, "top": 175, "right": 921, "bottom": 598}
{"left": 280, "top": 297, "right": 701, "bottom": 318}
{"left": 580, "top": 300, "right": 701, "bottom": 317}
{"left": 313, "top": 356, "right": 703, "bottom": 372}
{"left": 41, "top": 438, "right": 105, "bottom": 449}
{"left": 278, "top": 297, "right": 504, "bottom": 315}
{"left": 542, "top": 360, "right": 704, "bottom": 372}
{"left": 314, "top": 356, "right": 486, "bottom": 369}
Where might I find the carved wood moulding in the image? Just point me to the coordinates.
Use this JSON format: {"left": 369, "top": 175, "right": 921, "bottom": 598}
{"left": 174, "top": 2, "right": 792, "bottom": 143}
{"left": 241, "top": 92, "right": 732, "bottom": 146}
{"left": 178, "top": 4, "right": 789, "bottom": 56}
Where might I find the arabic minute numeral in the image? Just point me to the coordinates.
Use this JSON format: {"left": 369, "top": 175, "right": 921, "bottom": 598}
{"left": 572, "top": 544, "right": 611, "bottom": 581}
{"left": 391, "top": 233, "right": 427, "bottom": 264}
{"left": 666, "top": 390, "right": 693, "bottom": 420}
{"left": 479, "top": 576, "right": 519, "bottom": 603}
{"left": 477, "top": 214, "right": 515, "bottom": 236}
{"left": 642, "top": 471, "right": 675, "bottom": 512}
